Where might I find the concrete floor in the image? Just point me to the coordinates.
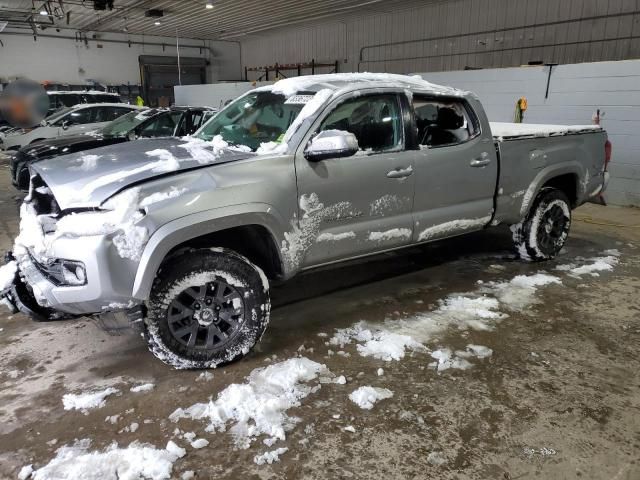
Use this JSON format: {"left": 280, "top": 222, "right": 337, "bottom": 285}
{"left": 0, "top": 154, "right": 638, "bottom": 480}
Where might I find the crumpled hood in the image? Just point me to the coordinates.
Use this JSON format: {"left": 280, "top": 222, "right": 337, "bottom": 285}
{"left": 30, "top": 137, "right": 254, "bottom": 210}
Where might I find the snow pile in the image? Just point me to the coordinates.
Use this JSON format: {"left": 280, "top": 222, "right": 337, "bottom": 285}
{"left": 140, "top": 187, "right": 187, "bottom": 208}
{"left": 178, "top": 134, "right": 250, "bottom": 163}
{"left": 254, "top": 447, "right": 289, "bottom": 465}
{"left": 0, "top": 261, "right": 17, "bottom": 292}
{"left": 556, "top": 251, "right": 620, "bottom": 277}
{"left": 62, "top": 387, "right": 119, "bottom": 412}
{"left": 190, "top": 438, "right": 208, "bottom": 449}
{"left": 34, "top": 188, "right": 148, "bottom": 261}
{"left": 70, "top": 154, "right": 101, "bottom": 172}
{"left": 266, "top": 72, "right": 464, "bottom": 98}
{"left": 369, "top": 194, "right": 405, "bottom": 216}
{"left": 280, "top": 193, "right": 352, "bottom": 270}
{"left": 332, "top": 271, "right": 563, "bottom": 362}
{"left": 368, "top": 228, "right": 412, "bottom": 242}
{"left": 418, "top": 216, "right": 491, "bottom": 241}
{"left": 18, "top": 465, "right": 33, "bottom": 480}
{"left": 256, "top": 141, "right": 288, "bottom": 155}
{"left": 130, "top": 383, "right": 155, "bottom": 393}
{"left": 26, "top": 439, "right": 185, "bottom": 480}
{"left": 145, "top": 149, "right": 181, "bottom": 172}
{"left": 77, "top": 150, "right": 100, "bottom": 164}
{"left": 430, "top": 344, "right": 493, "bottom": 372}
{"left": 169, "top": 357, "right": 328, "bottom": 449}
{"left": 316, "top": 231, "right": 356, "bottom": 242}
{"left": 484, "top": 273, "right": 561, "bottom": 310}
{"left": 491, "top": 122, "right": 602, "bottom": 140}
{"left": 349, "top": 386, "right": 394, "bottom": 410}
{"left": 330, "top": 323, "right": 425, "bottom": 361}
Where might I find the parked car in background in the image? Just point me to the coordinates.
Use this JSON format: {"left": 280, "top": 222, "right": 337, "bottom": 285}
{"left": 0, "top": 73, "right": 610, "bottom": 369}
{"left": 10, "top": 106, "right": 217, "bottom": 190}
{"left": 46, "top": 90, "right": 124, "bottom": 116}
{"left": 0, "top": 103, "right": 141, "bottom": 151}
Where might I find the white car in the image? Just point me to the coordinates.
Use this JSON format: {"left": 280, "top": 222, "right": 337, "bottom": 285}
{"left": 0, "top": 103, "right": 142, "bottom": 151}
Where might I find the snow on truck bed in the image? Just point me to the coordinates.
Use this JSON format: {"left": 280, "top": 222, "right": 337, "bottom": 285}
{"left": 490, "top": 122, "right": 602, "bottom": 140}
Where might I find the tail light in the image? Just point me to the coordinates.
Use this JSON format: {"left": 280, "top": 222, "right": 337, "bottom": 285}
{"left": 604, "top": 139, "right": 612, "bottom": 171}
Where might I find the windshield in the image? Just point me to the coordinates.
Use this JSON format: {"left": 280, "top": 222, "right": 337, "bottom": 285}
{"left": 46, "top": 106, "right": 74, "bottom": 122}
{"left": 196, "top": 91, "right": 304, "bottom": 151}
{"left": 100, "top": 109, "right": 156, "bottom": 137}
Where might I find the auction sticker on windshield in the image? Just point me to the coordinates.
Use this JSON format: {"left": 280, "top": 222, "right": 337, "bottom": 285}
{"left": 285, "top": 95, "right": 315, "bottom": 104}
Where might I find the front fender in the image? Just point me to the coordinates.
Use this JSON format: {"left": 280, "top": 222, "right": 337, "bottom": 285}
{"left": 131, "top": 203, "right": 288, "bottom": 300}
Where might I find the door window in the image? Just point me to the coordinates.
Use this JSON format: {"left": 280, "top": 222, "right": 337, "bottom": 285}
{"left": 100, "top": 106, "right": 134, "bottom": 122}
{"left": 413, "top": 97, "right": 479, "bottom": 148}
{"left": 318, "top": 94, "right": 403, "bottom": 152}
{"left": 64, "top": 107, "right": 95, "bottom": 125}
{"left": 138, "top": 111, "right": 183, "bottom": 137}
{"left": 188, "top": 111, "right": 206, "bottom": 134}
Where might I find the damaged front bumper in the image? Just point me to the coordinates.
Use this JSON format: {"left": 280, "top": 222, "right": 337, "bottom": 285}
{"left": 1, "top": 252, "right": 68, "bottom": 321}
{"left": 1, "top": 249, "right": 144, "bottom": 331}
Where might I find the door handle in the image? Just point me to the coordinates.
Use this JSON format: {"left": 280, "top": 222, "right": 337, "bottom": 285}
{"left": 470, "top": 152, "right": 491, "bottom": 168}
{"left": 386, "top": 165, "right": 414, "bottom": 178}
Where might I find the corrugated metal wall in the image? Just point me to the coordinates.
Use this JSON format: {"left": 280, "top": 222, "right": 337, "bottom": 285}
{"left": 241, "top": 0, "right": 640, "bottom": 80}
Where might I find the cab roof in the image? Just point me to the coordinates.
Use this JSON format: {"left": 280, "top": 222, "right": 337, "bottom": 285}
{"left": 257, "top": 72, "right": 468, "bottom": 98}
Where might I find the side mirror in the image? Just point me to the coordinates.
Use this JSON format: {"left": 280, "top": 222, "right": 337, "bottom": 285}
{"left": 40, "top": 119, "right": 47, "bottom": 127}
{"left": 304, "top": 130, "right": 359, "bottom": 162}
{"left": 127, "top": 130, "right": 137, "bottom": 141}
{"left": 61, "top": 120, "right": 69, "bottom": 130}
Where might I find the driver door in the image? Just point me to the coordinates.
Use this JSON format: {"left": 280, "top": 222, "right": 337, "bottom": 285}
{"left": 294, "top": 92, "right": 416, "bottom": 268}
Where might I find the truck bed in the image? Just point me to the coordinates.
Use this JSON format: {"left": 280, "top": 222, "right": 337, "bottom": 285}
{"left": 491, "top": 122, "right": 608, "bottom": 226}
{"left": 490, "top": 122, "right": 602, "bottom": 141}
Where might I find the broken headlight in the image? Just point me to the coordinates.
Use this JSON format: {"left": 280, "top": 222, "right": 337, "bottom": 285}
{"left": 32, "top": 257, "right": 87, "bottom": 286}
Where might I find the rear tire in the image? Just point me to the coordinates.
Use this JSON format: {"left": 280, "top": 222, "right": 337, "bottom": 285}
{"left": 511, "top": 187, "right": 571, "bottom": 261}
{"left": 144, "top": 248, "right": 270, "bottom": 369}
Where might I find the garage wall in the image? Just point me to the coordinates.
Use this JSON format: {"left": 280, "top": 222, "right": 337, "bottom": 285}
{"left": 174, "top": 81, "right": 271, "bottom": 111}
{"left": 0, "top": 31, "right": 241, "bottom": 86}
{"left": 417, "top": 59, "right": 640, "bottom": 207}
{"left": 240, "top": 0, "right": 640, "bottom": 79}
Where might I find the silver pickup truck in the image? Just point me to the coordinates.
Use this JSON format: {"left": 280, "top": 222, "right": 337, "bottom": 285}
{"left": 0, "top": 73, "right": 610, "bottom": 369}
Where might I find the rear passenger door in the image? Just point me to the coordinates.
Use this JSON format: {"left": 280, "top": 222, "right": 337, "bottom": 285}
{"left": 294, "top": 92, "right": 416, "bottom": 267}
{"left": 411, "top": 95, "right": 498, "bottom": 242}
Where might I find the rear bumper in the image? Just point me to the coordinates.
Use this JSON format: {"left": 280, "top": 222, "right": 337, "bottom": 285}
{"left": 586, "top": 171, "right": 610, "bottom": 205}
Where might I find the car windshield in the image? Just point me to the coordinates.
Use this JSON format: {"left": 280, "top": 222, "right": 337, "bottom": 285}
{"left": 196, "top": 91, "right": 305, "bottom": 151}
{"left": 100, "top": 109, "right": 156, "bottom": 137}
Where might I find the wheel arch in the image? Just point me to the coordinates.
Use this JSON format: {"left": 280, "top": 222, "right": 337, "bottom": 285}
{"left": 132, "top": 204, "right": 287, "bottom": 300}
{"left": 517, "top": 162, "right": 583, "bottom": 221}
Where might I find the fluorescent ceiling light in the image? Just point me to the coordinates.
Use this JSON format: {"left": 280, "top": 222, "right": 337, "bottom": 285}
{"left": 205, "top": 1, "right": 214, "bottom": 9}
{"left": 154, "top": 20, "right": 161, "bottom": 25}
{"left": 39, "top": 9, "right": 48, "bottom": 15}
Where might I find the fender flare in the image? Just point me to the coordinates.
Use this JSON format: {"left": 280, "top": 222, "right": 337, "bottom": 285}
{"left": 515, "top": 161, "right": 584, "bottom": 223}
{"left": 131, "top": 203, "right": 288, "bottom": 300}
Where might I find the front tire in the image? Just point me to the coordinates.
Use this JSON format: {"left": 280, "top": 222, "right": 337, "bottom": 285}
{"left": 511, "top": 188, "right": 571, "bottom": 261}
{"left": 144, "top": 248, "right": 270, "bottom": 369}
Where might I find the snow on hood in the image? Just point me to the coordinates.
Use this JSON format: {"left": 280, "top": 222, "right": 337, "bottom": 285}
{"left": 31, "top": 136, "right": 253, "bottom": 210}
